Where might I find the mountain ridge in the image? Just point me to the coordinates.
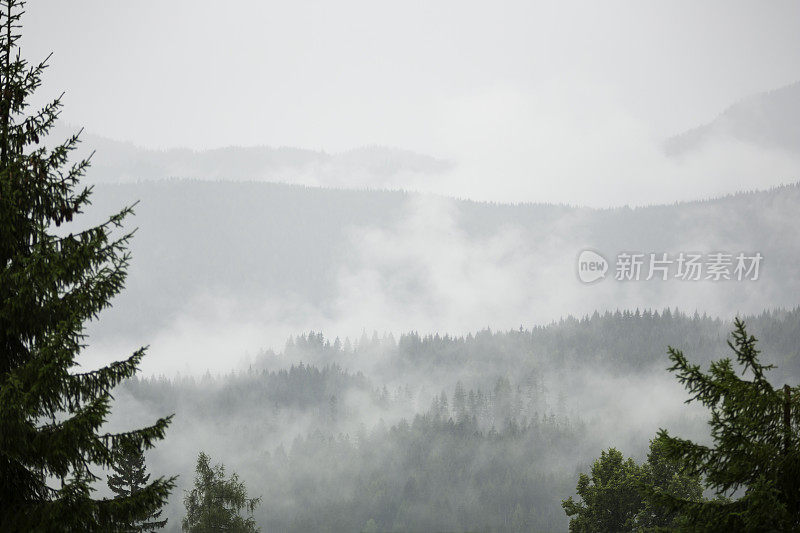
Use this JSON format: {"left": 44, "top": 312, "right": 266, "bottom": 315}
{"left": 665, "top": 81, "right": 800, "bottom": 157}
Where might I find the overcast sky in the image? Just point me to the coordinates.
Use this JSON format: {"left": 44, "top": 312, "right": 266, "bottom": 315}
{"left": 21, "top": 1, "right": 800, "bottom": 205}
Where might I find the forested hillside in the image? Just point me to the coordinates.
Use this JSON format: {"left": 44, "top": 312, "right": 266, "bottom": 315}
{"left": 7, "top": 2, "right": 800, "bottom": 531}
{"left": 115, "top": 308, "right": 800, "bottom": 531}
{"left": 85, "top": 180, "right": 800, "bottom": 361}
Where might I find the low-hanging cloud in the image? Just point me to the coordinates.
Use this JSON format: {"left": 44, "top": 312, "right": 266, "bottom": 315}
{"left": 416, "top": 81, "right": 800, "bottom": 207}
{"left": 81, "top": 182, "right": 797, "bottom": 378}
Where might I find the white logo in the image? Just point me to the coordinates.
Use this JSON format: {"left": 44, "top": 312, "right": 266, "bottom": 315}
{"left": 577, "top": 250, "right": 608, "bottom": 283}
{"left": 577, "top": 249, "right": 762, "bottom": 283}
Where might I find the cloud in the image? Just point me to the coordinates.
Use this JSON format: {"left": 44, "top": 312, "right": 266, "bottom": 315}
{"left": 332, "top": 195, "right": 538, "bottom": 334}
{"left": 79, "top": 181, "right": 794, "bottom": 378}
{"left": 418, "top": 81, "right": 800, "bottom": 207}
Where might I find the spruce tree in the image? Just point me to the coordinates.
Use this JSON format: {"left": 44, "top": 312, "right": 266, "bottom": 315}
{"left": 107, "top": 439, "right": 168, "bottom": 531}
{"left": 648, "top": 318, "right": 800, "bottom": 531}
{"left": 0, "top": 1, "right": 174, "bottom": 530}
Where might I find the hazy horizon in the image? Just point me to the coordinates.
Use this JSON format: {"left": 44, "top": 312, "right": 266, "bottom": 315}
{"left": 6, "top": 3, "right": 800, "bottom": 532}
{"left": 24, "top": 1, "right": 800, "bottom": 207}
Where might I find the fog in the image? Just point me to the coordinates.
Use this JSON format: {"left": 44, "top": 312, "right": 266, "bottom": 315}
{"left": 76, "top": 182, "right": 800, "bottom": 378}
{"left": 12, "top": 1, "right": 800, "bottom": 531}
{"left": 100, "top": 312, "right": 797, "bottom": 531}
{"left": 24, "top": 1, "right": 800, "bottom": 206}
{"left": 50, "top": 81, "right": 800, "bottom": 207}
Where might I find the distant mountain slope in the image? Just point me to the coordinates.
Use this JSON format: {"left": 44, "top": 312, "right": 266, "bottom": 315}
{"left": 665, "top": 81, "right": 800, "bottom": 156}
{"left": 51, "top": 124, "right": 453, "bottom": 187}
{"left": 82, "top": 180, "right": 800, "bottom": 360}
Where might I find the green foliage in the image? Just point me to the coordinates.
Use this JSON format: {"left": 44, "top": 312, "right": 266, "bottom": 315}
{"left": 182, "top": 452, "right": 261, "bottom": 533}
{"left": 562, "top": 448, "right": 644, "bottom": 532}
{"left": 0, "top": 1, "right": 173, "bottom": 530}
{"left": 562, "top": 435, "right": 705, "bottom": 532}
{"left": 115, "top": 313, "right": 800, "bottom": 531}
{"left": 106, "top": 439, "right": 168, "bottom": 531}
{"left": 635, "top": 435, "right": 704, "bottom": 530}
{"left": 647, "top": 318, "right": 800, "bottom": 531}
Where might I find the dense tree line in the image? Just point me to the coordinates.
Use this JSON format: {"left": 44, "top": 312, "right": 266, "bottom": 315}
{"left": 123, "top": 309, "right": 800, "bottom": 532}
{"left": 259, "top": 405, "right": 581, "bottom": 532}
{"left": 126, "top": 370, "right": 578, "bottom": 532}
{"left": 263, "top": 308, "right": 800, "bottom": 385}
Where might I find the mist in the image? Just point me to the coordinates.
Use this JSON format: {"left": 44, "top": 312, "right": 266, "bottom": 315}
{"left": 75, "top": 181, "right": 800, "bottom": 378}
{"left": 23, "top": 0, "right": 800, "bottom": 208}
{"left": 9, "top": 1, "right": 800, "bottom": 531}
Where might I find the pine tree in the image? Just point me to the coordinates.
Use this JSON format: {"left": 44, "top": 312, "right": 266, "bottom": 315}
{"left": 107, "top": 440, "right": 168, "bottom": 531}
{"left": 0, "top": 1, "right": 174, "bottom": 530}
{"left": 182, "top": 452, "right": 261, "bottom": 533}
{"left": 648, "top": 318, "right": 800, "bottom": 531}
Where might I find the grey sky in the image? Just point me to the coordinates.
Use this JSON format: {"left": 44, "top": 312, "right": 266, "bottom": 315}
{"left": 22, "top": 1, "right": 800, "bottom": 205}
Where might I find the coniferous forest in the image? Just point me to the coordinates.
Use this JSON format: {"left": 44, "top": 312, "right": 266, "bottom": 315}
{"left": 3, "top": 1, "right": 800, "bottom": 532}
{"left": 109, "top": 309, "right": 800, "bottom": 532}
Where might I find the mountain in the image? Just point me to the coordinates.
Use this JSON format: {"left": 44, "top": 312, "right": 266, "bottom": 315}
{"left": 665, "top": 81, "right": 800, "bottom": 157}
{"left": 50, "top": 124, "right": 453, "bottom": 187}
{"left": 81, "top": 180, "right": 800, "bottom": 365}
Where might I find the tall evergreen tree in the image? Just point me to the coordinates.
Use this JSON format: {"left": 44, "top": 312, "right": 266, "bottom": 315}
{"left": 107, "top": 440, "right": 168, "bottom": 531}
{"left": 648, "top": 318, "right": 800, "bottom": 531}
{"left": 0, "top": 1, "right": 174, "bottom": 530}
{"left": 182, "top": 452, "right": 261, "bottom": 533}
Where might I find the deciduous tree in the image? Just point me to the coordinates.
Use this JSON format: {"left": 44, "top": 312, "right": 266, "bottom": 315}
{"left": 562, "top": 435, "right": 705, "bottom": 532}
{"left": 562, "top": 448, "right": 644, "bottom": 532}
{"left": 182, "top": 452, "right": 261, "bottom": 533}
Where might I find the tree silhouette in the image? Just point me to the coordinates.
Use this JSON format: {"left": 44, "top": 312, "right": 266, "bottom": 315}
{"left": 107, "top": 440, "right": 168, "bottom": 531}
{"left": 649, "top": 318, "right": 800, "bottom": 530}
{"left": 0, "top": 1, "right": 174, "bottom": 529}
